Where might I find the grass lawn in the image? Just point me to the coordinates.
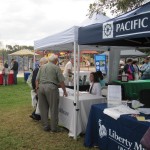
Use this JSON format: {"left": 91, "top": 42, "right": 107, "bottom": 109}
{"left": 0, "top": 78, "right": 97, "bottom": 150}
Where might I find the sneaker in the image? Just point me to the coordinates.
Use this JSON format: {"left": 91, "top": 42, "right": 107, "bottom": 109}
{"left": 29, "top": 115, "right": 36, "bottom": 120}
{"left": 29, "top": 114, "right": 40, "bottom": 121}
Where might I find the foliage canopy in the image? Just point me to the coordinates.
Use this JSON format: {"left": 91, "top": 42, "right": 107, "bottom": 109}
{"left": 88, "top": 0, "right": 148, "bottom": 17}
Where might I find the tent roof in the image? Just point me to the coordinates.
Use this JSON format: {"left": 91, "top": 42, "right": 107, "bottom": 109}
{"left": 9, "top": 49, "right": 39, "bottom": 57}
{"left": 78, "top": 2, "right": 150, "bottom": 47}
{"left": 101, "top": 50, "right": 147, "bottom": 58}
{"left": 34, "top": 26, "right": 78, "bottom": 51}
{"left": 34, "top": 13, "right": 110, "bottom": 51}
{"left": 79, "top": 13, "right": 110, "bottom": 27}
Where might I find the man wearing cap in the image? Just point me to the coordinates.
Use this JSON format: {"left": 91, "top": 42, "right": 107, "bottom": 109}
{"left": 36, "top": 54, "right": 67, "bottom": 132}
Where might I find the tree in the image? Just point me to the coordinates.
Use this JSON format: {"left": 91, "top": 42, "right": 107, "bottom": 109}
{"left": 88, "top": 0, "right": 147, "bottom": 17}
{"left": 6, "top": 45, "right": 13, "bottom": 51}
{"left": 13, "top": 45, "right": 20, "bottom": 51}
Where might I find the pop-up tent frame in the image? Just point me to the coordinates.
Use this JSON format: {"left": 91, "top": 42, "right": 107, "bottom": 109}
{"left": 78, "top": 2, "right": 150, "bottom": 47}
{"left": 34, "top": 14, "right": 110, "bottom": 140}
{"left": 78, "top": 2, "right": 150, "bottom": 83}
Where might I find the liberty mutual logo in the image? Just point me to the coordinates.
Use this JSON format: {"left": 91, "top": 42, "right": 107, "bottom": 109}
{"left": 103, "top": 21, "right": 113, "bottom": 39}
{"left": 98, "top": 119, "right": 107, "bottom": 138}
{"left": 98, "top": 118, "right": 145, "bottom": 150}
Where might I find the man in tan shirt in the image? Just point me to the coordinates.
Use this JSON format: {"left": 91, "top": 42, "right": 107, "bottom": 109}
{"left": 36, "top": 54, "right": 67, "bottom": 132}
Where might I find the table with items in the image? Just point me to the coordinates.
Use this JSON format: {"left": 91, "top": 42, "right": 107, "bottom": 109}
{"left": 84, "top": 103, "right": 150, "bottom": 150}
{"left": 65, "top": 84, "right": 90, "bottom": 91}
{"left": 66, "top": 71, "right": 91, "bottom": 91}
{"left": 58, "top": 88, "right": 106, "bottom": 137}
{"left": 113, "top": 80, "right": 150, "bottom": 100}
{"left": 0, "top": 73, "right": 14, "bottom": 85}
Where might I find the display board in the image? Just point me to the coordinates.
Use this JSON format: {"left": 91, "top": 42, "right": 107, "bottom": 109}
{"left": 94, "top": 54, "right": 107, "bottom": 74}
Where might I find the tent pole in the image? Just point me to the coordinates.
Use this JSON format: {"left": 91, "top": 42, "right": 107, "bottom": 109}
{"left": 33, "top": 49, "right": 36, "bottom": 69}
{"left": 77, "top": 45, "right": 80, "bottom": 93}
{"left": 76, "top": 44, "right": 80, "bottom": 137}
{"left": 73, "top": 41, "right": 78, "bottom": 140}
{"left": 108, "top": 47, "right": 121, "bottom": 83}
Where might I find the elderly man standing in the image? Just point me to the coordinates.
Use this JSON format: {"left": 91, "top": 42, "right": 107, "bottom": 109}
{"left": 36, "top": 54, "right": 67, "bottom": 132}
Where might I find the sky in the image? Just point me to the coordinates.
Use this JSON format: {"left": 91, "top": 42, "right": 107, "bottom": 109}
{"left": 0, "top": 0, "right": 96, "bottom": 46}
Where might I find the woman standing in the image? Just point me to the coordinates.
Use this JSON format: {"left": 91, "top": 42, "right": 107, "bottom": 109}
{"left": 2, "top": 61, "right": 9, "bottom": 86}
{"left": 132, "top": 60, "right": 140, "bottom": 80}
{"left": 123, "top": 59, "right": 134, "bottom": 80}
{"left": 85, "top": 59, "right": 90, "bottom": 71}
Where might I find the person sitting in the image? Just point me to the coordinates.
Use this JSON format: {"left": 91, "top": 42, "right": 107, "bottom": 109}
{"left": 89, "top": 72, "right": 101, "bottom": 96}
{"left": 96, "top": 71, "right": 106, "bottom": 87}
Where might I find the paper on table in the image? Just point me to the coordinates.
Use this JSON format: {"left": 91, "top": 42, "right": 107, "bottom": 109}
{"left": 107, "top": 85, "right": 122, "bottom": 107}
{"left": 80, "top": 91, "right": 89, "bottom": 94}
{"left": 146, "top": 119, "right": 150, "bottom": 122}
{"left": 137, "top": 108, "right": 150, "bottom": 115}
{"left": 103, "top": 105, "right": 139, "bottom": 120}
{"left": 136, "top": 116, "right": 145, "bottom": 121}
{"left": 131, "top": 100, "right": 144, "bottom": 109}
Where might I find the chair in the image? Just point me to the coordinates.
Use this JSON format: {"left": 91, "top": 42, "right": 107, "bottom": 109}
{"left": 139, "top": 89, "right": 150, "bottom": 108}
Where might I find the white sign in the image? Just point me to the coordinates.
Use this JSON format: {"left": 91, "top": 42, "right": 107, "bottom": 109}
{"left": 107, "top": 85, "right": 122, "bottom": 107}
{"left": 103, "top": 21, "right": 113, "bottom": 39}
{"left": 116, "top": 17, "right": 148, "bottom": 33}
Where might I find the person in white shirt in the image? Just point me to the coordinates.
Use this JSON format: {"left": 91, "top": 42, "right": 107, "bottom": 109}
{"left": 89, "top": 72, "right": 101, "bottom": 96}
{"left": 85, "top": 59, "right": 90, "bottom": 71}
{"left": 63, "top": 58, "right": 73, "bottom": 85}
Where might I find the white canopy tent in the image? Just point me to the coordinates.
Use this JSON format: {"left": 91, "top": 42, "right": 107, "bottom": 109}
{"left": 34, "top": 14, "right": 137, "bottom": 139}
{"left": 34, "top": 13, "right": 110, "bottom": 51}
{"left": 101, "top": 49, "right": 147, "bottom": 58}
{"left": 34, "top": 14, "right": 110, "bottom": 140}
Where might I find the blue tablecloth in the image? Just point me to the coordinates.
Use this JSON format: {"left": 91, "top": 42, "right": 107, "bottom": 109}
{"left": 85, "top": 103, "right": 150, "bottom": 150}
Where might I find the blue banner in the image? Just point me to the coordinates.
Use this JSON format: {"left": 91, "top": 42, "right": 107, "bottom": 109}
{"left": 94, "top": 54, "right": 107, "bottom": 74}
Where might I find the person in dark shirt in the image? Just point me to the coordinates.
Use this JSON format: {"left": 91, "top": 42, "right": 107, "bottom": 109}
{"left": 32, "top": 66, "right": 39, "bottom": 90}
{"left": 11, "top": 59, "right": 19, "bottom": 84}
{"left": 123, "top": 59, "right": 134, "bottom": 80}
{"left": 30, "top": 57, "right": 48, "bottom": 121}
